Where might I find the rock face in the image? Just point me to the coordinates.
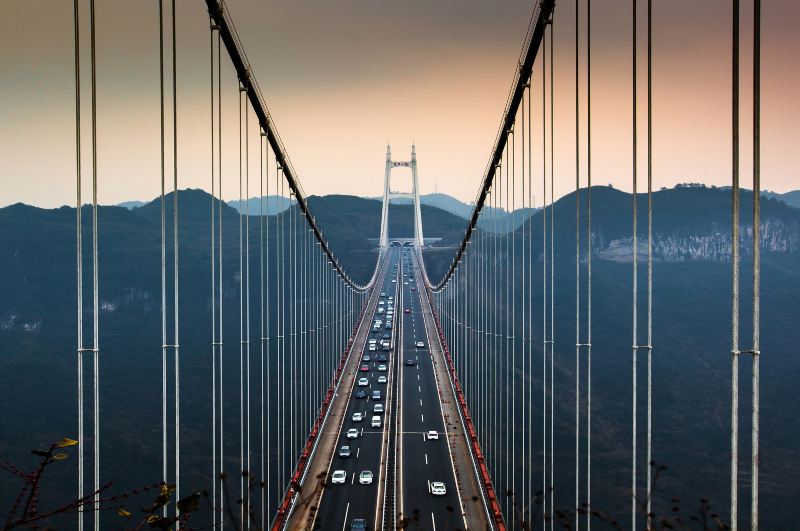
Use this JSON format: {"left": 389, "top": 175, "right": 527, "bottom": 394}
{"left": 596, "top": 218, "right": 800, "bottom": 262}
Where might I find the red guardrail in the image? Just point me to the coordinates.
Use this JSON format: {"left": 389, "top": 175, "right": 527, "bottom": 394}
{"left": 429, "top": 303, "right": 507, "bottom": 530}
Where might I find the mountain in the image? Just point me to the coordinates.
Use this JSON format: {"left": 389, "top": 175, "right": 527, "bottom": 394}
{"left": 117, "top": 200, "right": 146, "bottom": 210}
{"left": 227, "top": 194, "right": 292, "bottom": 216}
{"left": 1, "top": 186, "right": 798, "bottom": 527}
{"left": 368, "top": 192, "right": 539, "bottom": 233}
{"left": 762, "top": 189, "right": 800, "bottom": 209}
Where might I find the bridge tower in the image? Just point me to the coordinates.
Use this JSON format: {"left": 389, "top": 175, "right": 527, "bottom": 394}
{"left": 379, "top": 144, "right": 425, "bottom": 249}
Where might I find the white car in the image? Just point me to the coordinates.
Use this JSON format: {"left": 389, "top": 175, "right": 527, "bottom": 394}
{"left": 427, "top": 430, "right": 439, "bottom": 440}
{"left": 331, "top": 470, "right": 347, "bottom": 485}
{"left": 416, "top": 341, "right": 425, "bottom": 348}
{"left": 371, "top": 415, "right": 381, "bottom": 428}
{"left": 392, "top": 279, "right": 397, "bottom": 283}
{"left": 377, "top": 364, "right": 387, "bottom": 372}
{"left": 359, "top": 470, "right": 373, "bottom": 485}
{"left": 346, "top": 428, "right": 359, "bottom": 439}
{"left": 368, "top": 344, "right": 377, "bottom": 351}
{"left": 358, "top": 377, "right": 369, "bottom": 387}
{"left": 352, "top": 412, "right": 364, "bottom": 422}
{"left": 373, "top": 403, "right": 384, "bottom": 414}
{"left": 339, "top": 445, "right": 351, "bottom": 457}
{"left": 377, "top": 375, "right": 387, "bottom": 384}
{"left": 431, "top": 481, "right": 446, "bottom": 496}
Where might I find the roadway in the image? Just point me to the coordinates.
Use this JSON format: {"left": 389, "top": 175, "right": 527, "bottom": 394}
{"left": 398, "top": 249, "right": 465, "bottom": 529}
{"left": 310, "top": 248, "right": 401, "bottom": 530}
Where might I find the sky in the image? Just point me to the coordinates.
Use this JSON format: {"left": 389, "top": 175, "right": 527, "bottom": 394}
{"left": 0, "top": 0, "right": 797, "bottom": 209}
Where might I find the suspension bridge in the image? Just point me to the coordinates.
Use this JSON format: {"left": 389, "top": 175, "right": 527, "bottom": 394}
{"left": 2, "top": 0, "right": 774, "bottom": 529}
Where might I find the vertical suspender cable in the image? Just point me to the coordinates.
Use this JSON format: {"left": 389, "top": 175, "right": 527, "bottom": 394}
{"left": 259, "top": 130, "right": 266, "bottom": 530}
{"left": 549, "top": 16, "right": 556, "bottom": 527}
{"left": 645, "top": 0, "right": 653, "bottom": 527}
{"left": 750, "top": 1, "right": 761, "bottom": 527}
{"left": 73, "top": 2, "right": 84, "bottom": 528}
{"left": 159, "top": 0, "right": 168, "bottom": 506}
{"left": 575, "top": 1, "right": 582, "bottom": 525}
{"left": 89, "top": 1, "right": 100, "bottom": 527}
{"left": 521, "top": 82, "right": 527, "bottom": 518}
{"left": 527, "top": 75, "right": 534, "bottom": 519}
{"left": 216, "top": 27, "right": 224, "bottom": 527}
{"left": 171, "top": 0, "right": 181, "bottom": 511}
{"left": 511, "top": 123, "right": 516, "bottom": 528}
{"left": 730, "top": 0, "right": 740, "bottom": 528}
{"left": 631, "top": 1, "right": 639, "bottom": 528}
{"left": 208, "top": 17, "right": 217, "bottom": 529}
{"left": 237, "top": 83, "right": 245, "bottom": 530}
{"left": 587, "top": 0, "right": 593, "bottom": 526}
{"left": 542, "top": 24, "right": 548, "bottom": 527}
{"left": 244, "top": 83, "right": 251, "bottom": 527}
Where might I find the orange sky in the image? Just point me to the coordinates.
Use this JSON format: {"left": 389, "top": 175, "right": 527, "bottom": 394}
{"left": 1, "top": 0, "right": 797, "bottom": 208}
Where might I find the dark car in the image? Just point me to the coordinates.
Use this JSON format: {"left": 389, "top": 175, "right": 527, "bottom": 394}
{"left": 382, "top": 333, "right": 391, "bottom": 340}
{"left": 363, "top": 355, "right": 371, "bottom": 362}
{"left": 355, "top": 390, "right": 367, "bottom": 399}
{"left": 404, "top": 308, "right": 410, "bottom": 314}
{"left": 405, "top": 359, "right": 416, "bottom": 366}
{"left": 376, "top": 354, "right": 388, "bottom": 362}
{"left": 351, "top": 518, "right": 367, "bottom": 529}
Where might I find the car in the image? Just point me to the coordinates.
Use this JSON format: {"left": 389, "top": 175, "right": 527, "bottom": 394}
{"left": 404, "top": 309, "right": 411, "bottom": 314}
{"left": 347, "top": 428, "right": 359, "bottom": 439}
{"left": 331, "top": 470, "right": 347, "bottom": 485}
{"left": 368, "top": 338, "right": 377, "bottom": 344}
{"left": 371, "top": 415, "right": 381, "bottom": 428}
{"left": 382, "top": 333, "right": 390, "bottom": 339}
{"left": 377, "top": 308, "right": 384, "bottom": 315}
{"left": 360, "top": 364, "right": 369, "bottom": 372}
{"left": 371, "top": 390, "right": 381, "bottom": 400}
{"left": 372, "top": 325, "right": 380, "bottom": 331}
{"left": 376, "top": 354, "right": 388, "bottom": 362}
{"left": 416, "top": 341, "right": 425, "bottom": 348}
{"left": 351, "top": 518, "right": 367, "bottom": 529}
{"left": 358, "top": 377, "right": 369, "bottom": 387}
{"left": 384, "top": 324, "right": 392, "bottom": 330}
{"left": 404, "top": 282, "right": 408, "bottom": 285}
{"left": 380, "top": 292, "right": 386, "bottom": 298}
{"left": 359, "top": 470, "right": 373, "bottom": 485}
{"left": 352, "top": 412, "right": 364, "bottom": 422}
{"left": 427, "top": 430, "right": 439, "bottom": 440}
{"left": 392, "top": 279, "right": 397, "bottom": 283}
{"left": 411, "top": 287, "right": 416, "bottom": 291}
{"left": 363, "top": 354, "right": 371, "bottom": 362}
{"left": 405, "top": 359, "right": 416, "bottom": 366}
{"left": 378, "top": 300, "right": 384, "bottom": 306}
{"left": 377, "top": 364, "right": 387, "bottom": 372}
{"left": 382, "top": 342, "right": 391, "bottom": 351}
{"left": 368, "top": 344, "right": 377, "bottom": 351}
{"left": 377, "top": 375, "right": 387, "bottom": 384}
{"left": 373, "top": 403, "right": 384, "bottom": 414}
{"left": 355, "top": 390, "right": 367, "bottom": 399}
{"left": 431, "top": 481, "right": 446, "bottom": 496}
{"left": 339, "top": 445, "right": 351, "bottom": 457}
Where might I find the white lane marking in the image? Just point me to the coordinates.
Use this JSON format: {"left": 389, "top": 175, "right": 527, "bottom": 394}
{"left": 351, "top": 472, "right": 356, "bottom": 485}
{"left": 356, "top": 447, "right": 360, "bottom": 459}
{"left": 425, "top": 453, "right": 429, "bottom": 464}
{"left": 421, "top": 413, "right": 424, "bottom": 423}
{"left": 427, "top": 479, "right": 431, "bottom": 493}
{"left": 431, "top": 513, "right": 437, "bottom": 531}
{"left": 419, "top": 398, "right": 423, "bottom": 407}
{"left": 417, "top": 374, "right": 420, "bottom": 381}
{"left": 418, "top": 385, "right": 421, "bottom": 393}
{"left": 342, "top": 502, "right": 350, "bottom": 531}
